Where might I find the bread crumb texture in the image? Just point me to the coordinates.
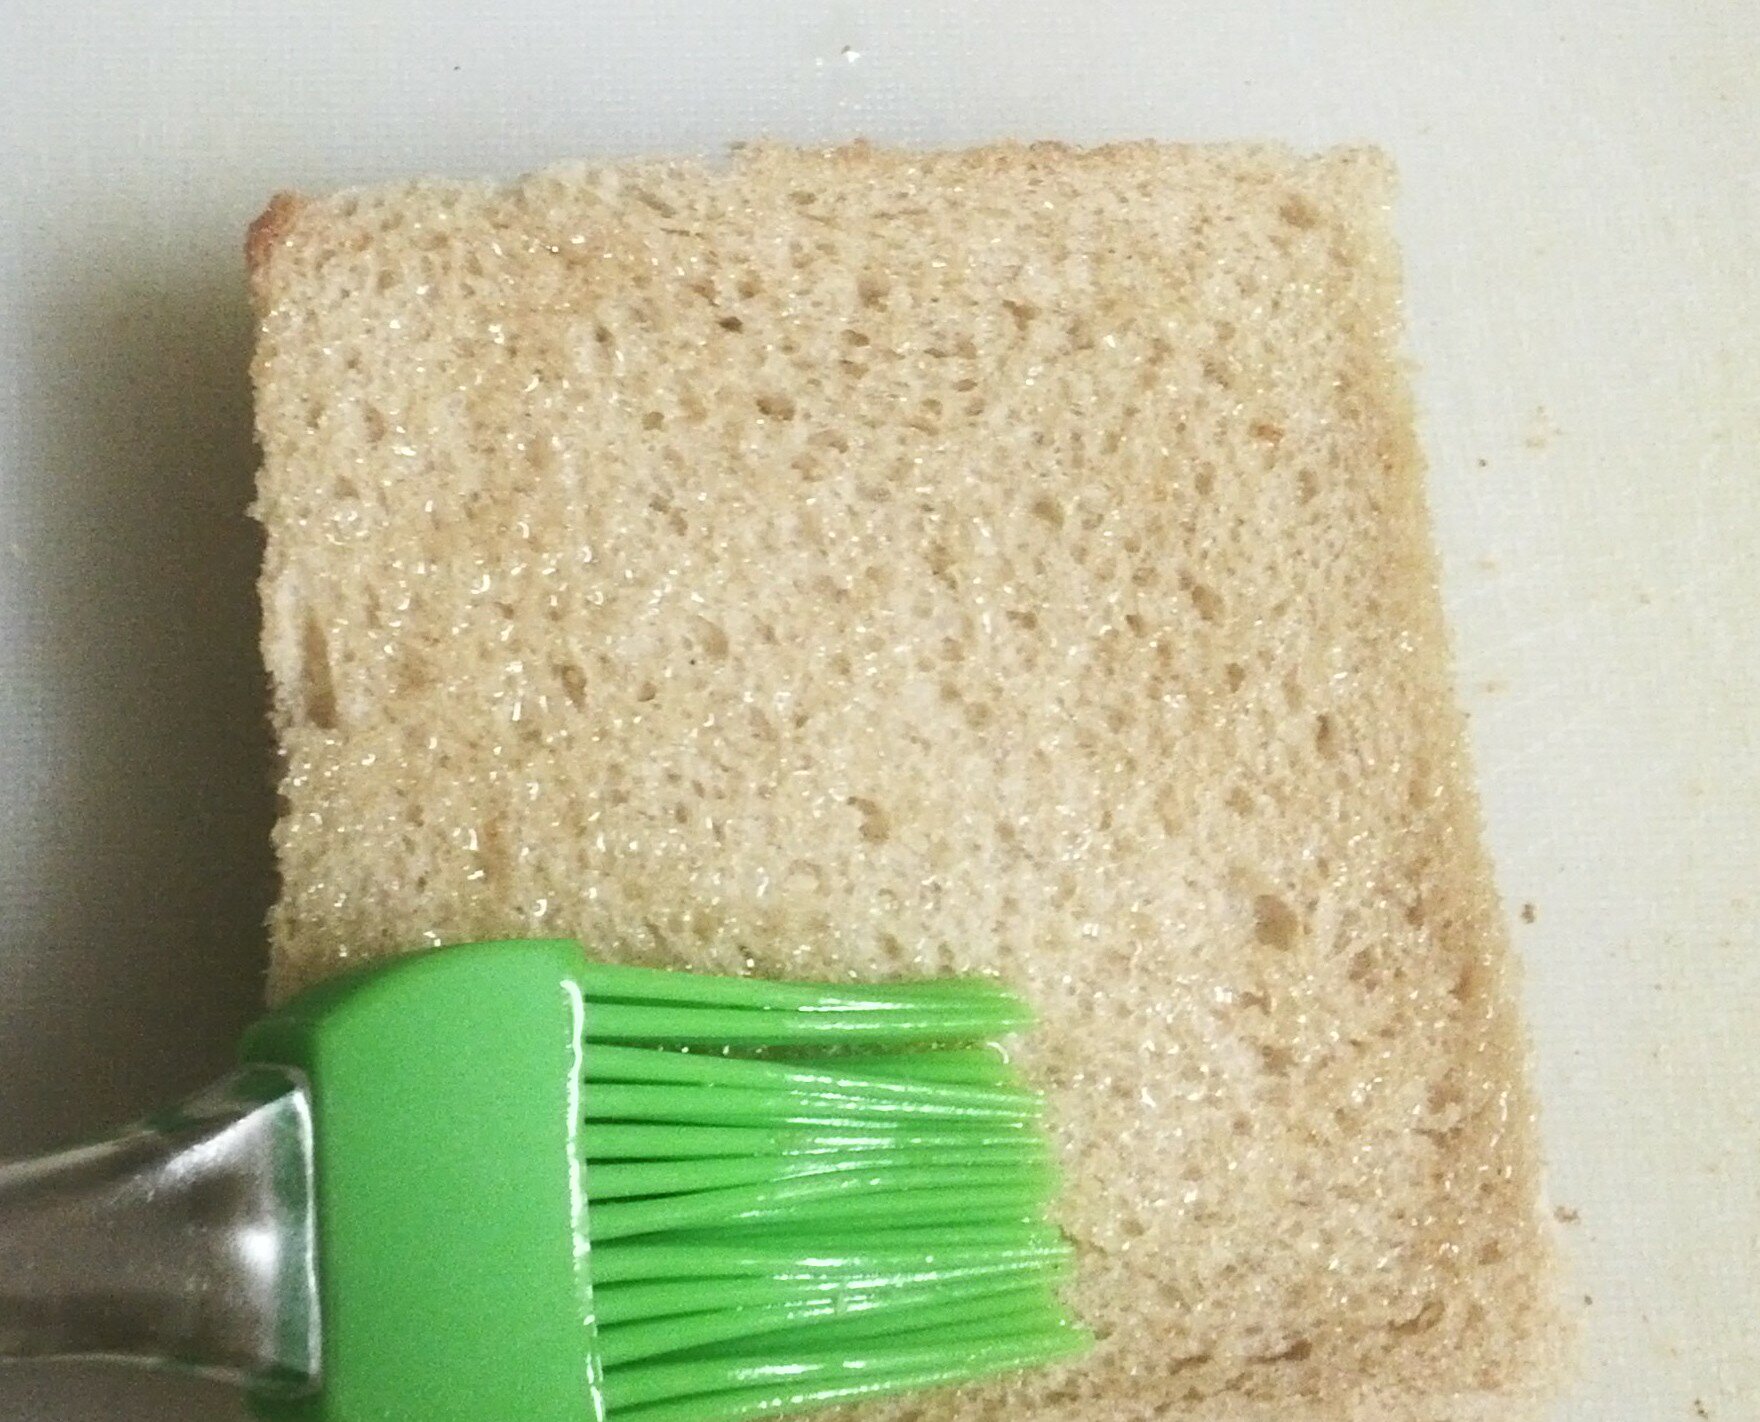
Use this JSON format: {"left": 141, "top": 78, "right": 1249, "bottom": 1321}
{"left": 251, "top": 142, "right": 1563, "bottom": 1419}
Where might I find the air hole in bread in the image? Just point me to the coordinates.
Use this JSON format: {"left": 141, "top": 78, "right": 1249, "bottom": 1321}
{"left": 1391, "top": 1299, "right": 1445, "bottom": 1336}
{"left": 692, "top": 619, "right": 729, "bottom": 660}
{"left": 1256, "top": 1337, "right": 1313, "bottom": 1364}
{"left": 631, "top": 188, "right": 677, "bottom": 218}
{"left": 1280, "top": 196, "right": 1320, "bottom": 229}
{"left": 393, "top": 653, "right": 431, "bottom": 696}
{"left": 1184, "top": 575, "right": 1224, "bottom": 623}
{"left": 297, "top": 615, "right": 338, "bottom": 730}
{"left": 1253, "top": 894, "right": 1299, "bottom": 951}
{"left": 476, "top": 817, "right": 512, "bottom": 884}
{"left": 553, "top": 661, "right": 587, "bottom": 710}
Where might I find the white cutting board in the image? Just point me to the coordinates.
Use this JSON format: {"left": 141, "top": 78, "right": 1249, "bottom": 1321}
{"left": 1, "top": 3, "right": 1755, "bottom": 1419}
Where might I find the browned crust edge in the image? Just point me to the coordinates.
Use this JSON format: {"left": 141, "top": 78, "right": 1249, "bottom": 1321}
{"left": 246, "top": 192, "right": 305, "bottom": 311}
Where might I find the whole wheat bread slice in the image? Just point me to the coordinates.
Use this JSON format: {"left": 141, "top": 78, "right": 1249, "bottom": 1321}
{"left": 248, "top": 142, "right": 1562, "bottom": 1420}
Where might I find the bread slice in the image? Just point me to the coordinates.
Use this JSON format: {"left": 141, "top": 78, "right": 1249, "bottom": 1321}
{"left": 248, "top": 142, "right": 1562, "bottom": 1419}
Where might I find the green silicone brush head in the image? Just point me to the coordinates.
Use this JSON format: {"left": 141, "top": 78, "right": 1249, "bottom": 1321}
{"left": 243, "top": 939, "right": 1089, "bottom": 1422}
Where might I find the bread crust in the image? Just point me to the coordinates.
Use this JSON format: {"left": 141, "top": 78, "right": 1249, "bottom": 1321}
{"left": 246, "top": 191, "right": 304, "bottom": 312}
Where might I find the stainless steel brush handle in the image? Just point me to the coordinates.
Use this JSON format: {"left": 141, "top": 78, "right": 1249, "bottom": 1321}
{"left": 0, "top": 1066, "right": 319, "bottom": 1393}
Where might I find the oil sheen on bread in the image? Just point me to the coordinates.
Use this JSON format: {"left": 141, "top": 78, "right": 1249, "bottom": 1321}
{"left": 248, "top": 142, "right": 1563, "bottom": 1420}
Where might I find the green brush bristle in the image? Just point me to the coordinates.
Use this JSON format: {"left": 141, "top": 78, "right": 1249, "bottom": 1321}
{"left": 572, "top": 961, "right": 1090, "bottom": 1422}
{"left": 242, "top": 940, "right": 1087, "bottom": 1422}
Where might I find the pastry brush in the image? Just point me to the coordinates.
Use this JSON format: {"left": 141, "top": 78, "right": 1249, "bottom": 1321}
{"left": 0, "top": 938, "right": 1088, "bottom": 1421}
